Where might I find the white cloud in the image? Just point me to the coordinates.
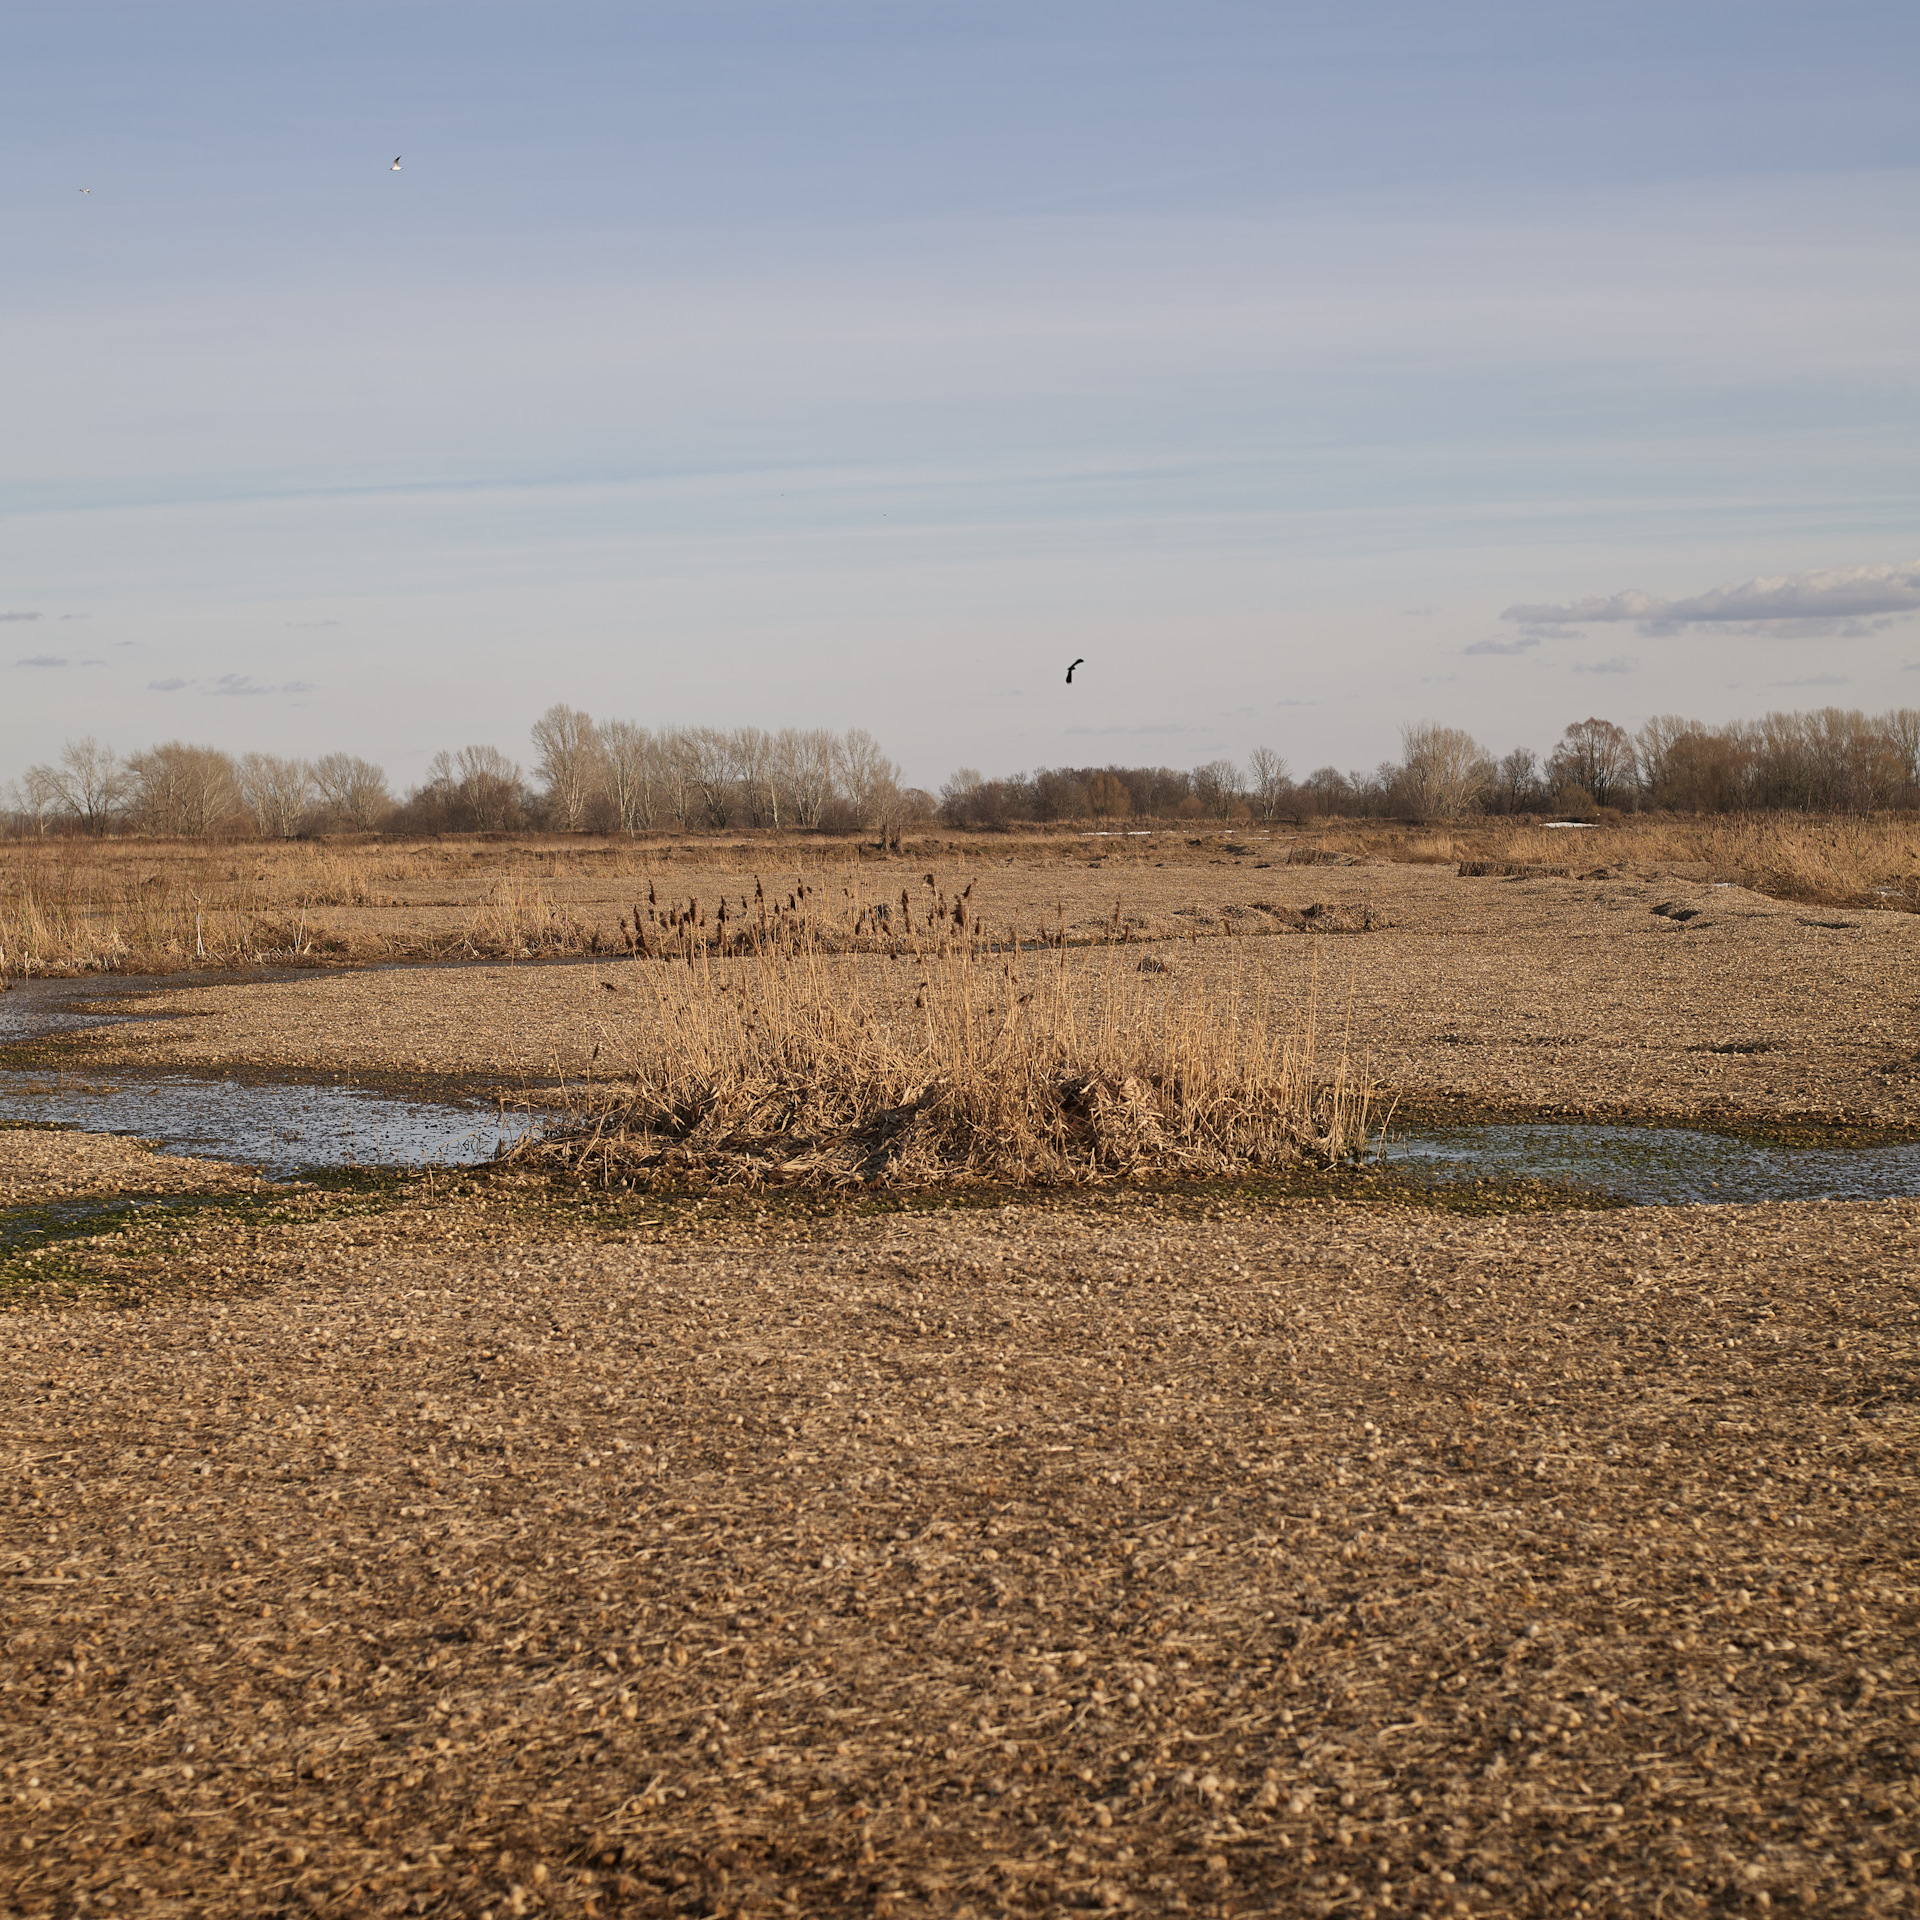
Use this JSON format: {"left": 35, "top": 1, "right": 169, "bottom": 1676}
{"left": 1502, "top": 559, "right": 1920, "bottom": 639}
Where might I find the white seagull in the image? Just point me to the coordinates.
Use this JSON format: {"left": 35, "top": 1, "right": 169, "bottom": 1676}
{"left": 391, "top": 156, "right": 402, "bottom": 171}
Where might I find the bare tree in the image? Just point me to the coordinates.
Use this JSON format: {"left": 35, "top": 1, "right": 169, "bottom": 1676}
{"left": 683, "top": 727, "right": 737, "bottom": 827}
{"left": 1191, "top": 758, "right": 1245, "bottom": 822}
{"left": 1245, "top": 746, "right": 1289, "bottom": 822}
{"left": 24, "top": 737, "right": 128, "bottom": 835}
{"left": 1396, "top": 722, "right": 1490, "bottom": 820}
{"left": 1492, "top": 746, "right": 1541, "bottom": 813}
{"left": 1634, "top": 714, "right": 1697, "bottom": 805}
{"left": 771, "top": 727, "right": 837, "bottom": 829}
{"left": 653, "top": 729, "right": 703, "bottom": 829}
{"left": 237, "top": 754, "right": 314, "bottom": 839}
{"left": 1884, "top": 708, "right": 1920, "bottom": 796}
{"left": 8, "top": 773, "right": 60, "bottom": 835}
{"left": 530, "top": 704, "right": 601, "bottom": 831}
{"left": 417, "top": 750, "right": 460, "bottom": 824}
{"left": 1547, "top": 718, "right": 1636, "bottom": 808}
{"left": 1301, "top": 766, "right": 1350, "bottom": 817}
{"left": 834, "top": 728, "right": 903, "bottom": 835}
{"left": 728, "top": 726, "right": 781, "bottom": 828}
{"left": 1086, "top": 770, "right": 1132, "bottom": 821}
{"left": 455, "top": 745, "right": 523, "bottom": 830}
{"left": 599, "top": 721, "right": 659, "bottom": 832}
{"left": 312, "top": 753, "right": 392, "bottom": 830}
{"left": 126, "top": 742, "right": 242, "bottom": 838}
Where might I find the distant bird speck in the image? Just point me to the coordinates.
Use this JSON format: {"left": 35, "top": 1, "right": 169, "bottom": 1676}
{"left": 391, "top": 156, "right": 402, "bottom": 171}
{"left": 1065, "top": 657, "right": 1086, "bottom": 684}
{"left": 79, "top": 187, "right": 91, "bottom": 194}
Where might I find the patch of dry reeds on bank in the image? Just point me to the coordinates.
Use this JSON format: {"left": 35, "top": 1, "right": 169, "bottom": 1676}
{"left": 515, "top": 930, "right": 1376, "bottom": 1190}
{"left": 1307, "top": 810, "right": 1920, "bottom": 909}
{"left": 0, "top": 841, "right": 616, "bottom": 977}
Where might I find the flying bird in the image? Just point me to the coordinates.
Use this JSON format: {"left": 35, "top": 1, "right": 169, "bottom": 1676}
{"left": 79, "top": 187, "right": 91, "bottom": 194}
{"left": 1065, "top": 657, "right": 1086, "bottom": 684}
{"left": 390, "top": 156, "right": 402, "bottom": 171}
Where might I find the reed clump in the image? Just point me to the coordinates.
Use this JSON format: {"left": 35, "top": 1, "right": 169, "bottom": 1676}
{"left": 517, "top": 934, "right": 1375, "bottom": 1190}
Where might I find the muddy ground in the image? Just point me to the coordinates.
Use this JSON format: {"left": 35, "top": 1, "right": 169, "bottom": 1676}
{"left": 2, "top": 847, "right": 1918, "bottom": 1918}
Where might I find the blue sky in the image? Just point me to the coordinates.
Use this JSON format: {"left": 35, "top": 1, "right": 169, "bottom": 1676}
{"left": 4, "top": 0, "right": 1918, "bottom": 792}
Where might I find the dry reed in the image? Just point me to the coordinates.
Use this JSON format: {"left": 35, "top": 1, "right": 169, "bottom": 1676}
{"left": 519, "top": 932, "right": 1375, "bottom": 1189}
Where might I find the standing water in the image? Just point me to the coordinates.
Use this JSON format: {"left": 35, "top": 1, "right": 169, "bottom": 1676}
{"left": 0, "top": 974, "right": 544, "bottom": 1173}
{"left": 1383, "top": 1123, "right": 1920, "bottom": 1207}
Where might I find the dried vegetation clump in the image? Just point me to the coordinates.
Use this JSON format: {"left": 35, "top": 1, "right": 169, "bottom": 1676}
{"left": 518, "top": 931, "right": 1375, "bottom": 1189}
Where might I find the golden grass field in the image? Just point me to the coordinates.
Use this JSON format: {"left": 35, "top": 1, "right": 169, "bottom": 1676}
{"left": 2, "top": 827, "right": 1917, "bottom": 1919}
{"left": 1, "top": 811, "right": 1915, "bottom": 979}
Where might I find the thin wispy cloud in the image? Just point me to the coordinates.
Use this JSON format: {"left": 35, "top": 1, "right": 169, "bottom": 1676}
{"left": 148, "top": 678, "right": 189, "bottom": 692}
{"left": 2, "top": 611, "right": 43, "bottom": 624}
{"left": 1775, "top": 673, "right": 1847, "bottom": 687}
{"left": 16, "top": 654, "right": 68, "bottom": 668}
{"left": 1503, "top": 560, "right": 1920, "bottom": 640}
{"left": 1464, "top": 635, "right": 1539, "bottom": 657}
{"left": 1065, "top": 723, "right": 1209, "bottom": 737}
{"left": 1575, "top": 656, "right": 1635, "bottom": 675}
{"left": 212, "top": 674, "right": 318, "bottom": 697}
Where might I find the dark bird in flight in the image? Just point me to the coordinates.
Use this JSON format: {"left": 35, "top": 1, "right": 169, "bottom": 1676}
{"left": 1065, "top": 657, "right": 1086, "bottom": 684}
{"left": 391, "top": 156, "right": 402, "bottom": 171}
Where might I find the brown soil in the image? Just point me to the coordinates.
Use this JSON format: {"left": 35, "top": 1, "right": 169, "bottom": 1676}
{"left": 2, "top": 1146, "right": 1918, "bottom": 1918}
{"left": 43, "top": 858, "right": 1920, "bottom": 1135}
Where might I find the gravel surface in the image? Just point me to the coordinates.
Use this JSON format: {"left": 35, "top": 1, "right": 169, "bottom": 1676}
{"left": 0, "top": 1128, "right": 277, "bottom": 1207}
{"left": 3, "top": 1164, "right": 1918, "bottom": 1918}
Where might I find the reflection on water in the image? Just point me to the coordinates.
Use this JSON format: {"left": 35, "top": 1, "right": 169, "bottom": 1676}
{"left": 1384, "top": 1122, "right": 1920, "bottom": 1207}
{"left": 0, "top": 1071, "right": 544, "bottom": 1173}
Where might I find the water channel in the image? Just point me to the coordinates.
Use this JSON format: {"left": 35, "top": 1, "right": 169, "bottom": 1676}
{"left": 1380, "top": 1122, "right": 1920, "bottom": 1208}
{"left": 0, "top": 973, "right": 544, "bottom": 1173}
{"left": 4, "top": 970, "right": 1918, "bottom": 1200}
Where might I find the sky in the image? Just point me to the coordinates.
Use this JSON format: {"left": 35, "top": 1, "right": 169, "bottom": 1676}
{"left": 4, "top": 0, "right": 1919, "bottom": 795}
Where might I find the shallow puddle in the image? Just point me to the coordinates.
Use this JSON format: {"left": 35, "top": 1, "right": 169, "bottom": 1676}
{"left": 2, "top": 972, "right": 550, "bottom": 1172}
{"left": 1384, "top": 1122, "right": 1920, "bottom": 1206}
{"left": 0, "top": 1071, "right": 545, "bottom": 1173}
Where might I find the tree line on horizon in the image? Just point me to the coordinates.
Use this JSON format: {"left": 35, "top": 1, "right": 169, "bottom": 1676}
{"left": 5, "top": 702, "right": 1919, "bottom": 841}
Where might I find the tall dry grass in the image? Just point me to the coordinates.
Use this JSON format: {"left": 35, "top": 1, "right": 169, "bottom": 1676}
{"left": 1309, "top": 812, "right": 1920, "bottom": 910}
{"left": 520, "top": 935, "right": 1376, "bottom": 1189}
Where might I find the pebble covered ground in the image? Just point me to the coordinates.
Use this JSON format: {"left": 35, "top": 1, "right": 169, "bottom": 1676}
{"left": 2, "top": 1139, "right": 1917, "bottom": 1918}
